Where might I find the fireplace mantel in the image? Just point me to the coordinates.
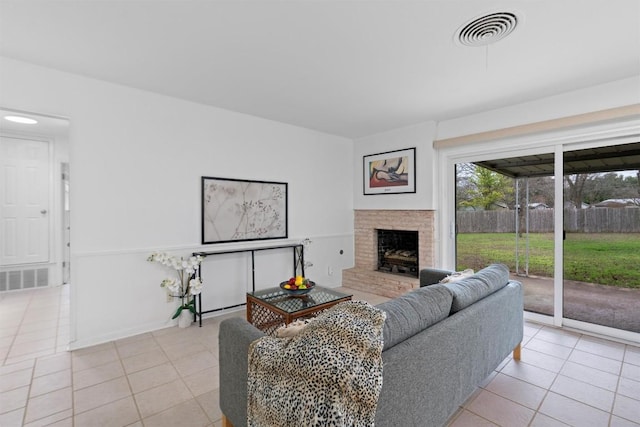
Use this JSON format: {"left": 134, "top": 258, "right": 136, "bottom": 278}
{"left": 342, "top": 209, "right": 435, "bottom": 298}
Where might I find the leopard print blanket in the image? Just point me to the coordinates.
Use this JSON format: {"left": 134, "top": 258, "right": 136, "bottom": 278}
{"left": 247, "top": 300, "right": 386, "bottom": 427}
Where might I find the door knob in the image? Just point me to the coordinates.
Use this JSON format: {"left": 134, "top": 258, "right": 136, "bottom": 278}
{"left": 40, "top": 209, "right": 47, "bottom": 214}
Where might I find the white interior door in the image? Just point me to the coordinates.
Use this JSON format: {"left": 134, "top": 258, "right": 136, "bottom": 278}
{"left": 1, "top": 136, "right": 50, "bottom": 266}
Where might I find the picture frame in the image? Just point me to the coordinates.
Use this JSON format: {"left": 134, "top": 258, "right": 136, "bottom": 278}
{"left": 363, "top": 147, "right": 416, "bottom": 195}
{"left": 201, "top": 177, "right": 288, "bottom": 244}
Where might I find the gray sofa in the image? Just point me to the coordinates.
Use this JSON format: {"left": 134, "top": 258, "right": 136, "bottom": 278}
{"left": 219, "top": 263, "right": 523, "bottom": 427}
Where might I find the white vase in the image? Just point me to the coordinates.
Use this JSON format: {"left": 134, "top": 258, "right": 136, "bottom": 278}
{"left": 177, "top": 309, "right": 192, "bottom": 328}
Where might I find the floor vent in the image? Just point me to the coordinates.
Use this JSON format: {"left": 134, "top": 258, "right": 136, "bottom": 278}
{"left": 0, "top": 268, "right": 49, "bottom": 291}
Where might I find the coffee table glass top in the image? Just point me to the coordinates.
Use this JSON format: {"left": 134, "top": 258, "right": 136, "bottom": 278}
{"left": 248, "top": 286, "right": 352, "bottom": 314}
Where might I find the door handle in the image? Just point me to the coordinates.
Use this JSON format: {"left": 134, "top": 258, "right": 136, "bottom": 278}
{"left": 40, "top": 209, "right": 47, "bottom": 214}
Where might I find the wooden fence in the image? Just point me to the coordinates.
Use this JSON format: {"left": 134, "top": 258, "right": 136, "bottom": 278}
{"left": 457, "top": 208, "right": 640, "bottom": 233}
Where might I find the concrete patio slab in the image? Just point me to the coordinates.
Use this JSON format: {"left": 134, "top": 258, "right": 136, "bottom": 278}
{"left": 515, "top": 274, "right": 640, "bottom": 333}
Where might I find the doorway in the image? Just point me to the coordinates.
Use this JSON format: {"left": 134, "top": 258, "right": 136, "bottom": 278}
{"left": 0, "top": 109, "right": 70, "bottom": 291}
{"left": 0, "top": 109, "right": 71, "bottom": 354}
{"left": 442, "top": 125, "right": 640, "bottom": 343}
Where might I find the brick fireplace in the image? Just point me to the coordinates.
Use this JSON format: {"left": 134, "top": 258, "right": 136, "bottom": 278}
{"left": 342, "top": 209, "right": 435, "bottom": 298}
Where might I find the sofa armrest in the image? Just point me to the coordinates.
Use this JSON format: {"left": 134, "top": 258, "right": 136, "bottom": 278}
{"left": 219, "top": 317, "right": 266, "bottom": 427}
{"left": 419, "top": 268, "right": 453, "bottom": 287}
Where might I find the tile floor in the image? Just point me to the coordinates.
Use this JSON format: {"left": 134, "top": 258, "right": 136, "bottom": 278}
{"left": 1, "top": 285, "right": 639, "bottom": 426}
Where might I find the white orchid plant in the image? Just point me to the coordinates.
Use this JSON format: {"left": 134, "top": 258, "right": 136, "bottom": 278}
{"left": 147, "top": 252, "right": 204, "bottom": 320}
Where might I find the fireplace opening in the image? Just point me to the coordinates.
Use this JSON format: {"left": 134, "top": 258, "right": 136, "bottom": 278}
{"left": 377, "top": 229, "right": 419, "bottom": 277}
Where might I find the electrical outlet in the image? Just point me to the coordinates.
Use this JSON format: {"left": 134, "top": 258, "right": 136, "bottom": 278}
{"left": 327, "top": 266, "right": 333, "bottom": 276}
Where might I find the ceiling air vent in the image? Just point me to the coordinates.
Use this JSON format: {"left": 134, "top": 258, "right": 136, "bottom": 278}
{"left": 456, "top": 12, "right": 519, "bottom": 47}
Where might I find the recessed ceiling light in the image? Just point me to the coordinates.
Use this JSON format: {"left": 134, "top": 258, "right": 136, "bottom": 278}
{"left": 4, "top": 115, "right": 38, "bottom": 124}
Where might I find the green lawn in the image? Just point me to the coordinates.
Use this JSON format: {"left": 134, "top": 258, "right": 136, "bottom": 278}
{"left": 456, "top": 233, "right": 640, "bottom": 288}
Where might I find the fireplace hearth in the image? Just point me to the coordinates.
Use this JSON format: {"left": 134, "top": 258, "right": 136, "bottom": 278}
{"left": 377, "top": 229, "right": 418, "bottom": 277}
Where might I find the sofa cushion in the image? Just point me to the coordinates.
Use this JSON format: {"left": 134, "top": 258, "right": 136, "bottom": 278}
{"left": 443, "top": 263, "right": 510, "bottom": 313}
{"left": 376, "top": 284, "right": 453, "bottom": 351}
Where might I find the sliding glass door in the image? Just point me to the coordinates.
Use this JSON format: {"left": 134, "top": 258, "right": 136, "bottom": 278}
{"left": 447, "top": 137, "right": 640, "bottom": 341}
{"left": 562, "top": 144, "right": 640, "bottom": 334}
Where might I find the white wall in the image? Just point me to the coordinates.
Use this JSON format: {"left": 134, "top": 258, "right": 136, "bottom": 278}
{"left": 0, "top": 57, "right": 354, "bottom": 349}
{"left": 436, "top": 76, "right": 640, "bottom": 140}
{"left": 353, "top": 121, "right": 438, "bottom": 210}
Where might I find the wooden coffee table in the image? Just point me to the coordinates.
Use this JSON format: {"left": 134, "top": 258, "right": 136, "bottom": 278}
{"left": 246, "top": 286, "right": 352, "bottom": 335}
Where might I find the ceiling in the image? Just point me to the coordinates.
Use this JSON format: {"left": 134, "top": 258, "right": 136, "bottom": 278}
{"left": 476, "top": 142, "right": 640, "bottom": 178}
{"left": 0, "top": 109, "right": 70, "bottom": 138}
{"left": 0, "top": 0, "right": 639, "bottom": 139}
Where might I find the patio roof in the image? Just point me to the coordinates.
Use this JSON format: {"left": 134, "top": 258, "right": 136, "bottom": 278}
{"left": 475, "top": 141, "right": 640, "bottom": 178}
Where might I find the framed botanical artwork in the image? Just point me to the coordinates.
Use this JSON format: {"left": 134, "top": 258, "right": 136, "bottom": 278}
{"left": 201, "top": 177, "right": 288, "bottom": 244}
{"left": 363, "top": 147, "right": 416, "bottom": 195}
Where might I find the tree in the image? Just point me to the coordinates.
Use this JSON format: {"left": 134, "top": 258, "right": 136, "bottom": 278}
{"left": 578, "top": 171, "right": 639, "bottom": 205}
{"left": 564, "top": 174, "right": 595, "bottom": 209}
{"left": 455, "top": 163, "right": 477, "bottom": 209}
{"left": 460, "top": 166, "right": 514, "bottom": 210}
{"left": 526, "top": 176, "right": 555, "bottom": 208}
{"left": 582, "top": 172, "right": 621, "bottom": 204}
